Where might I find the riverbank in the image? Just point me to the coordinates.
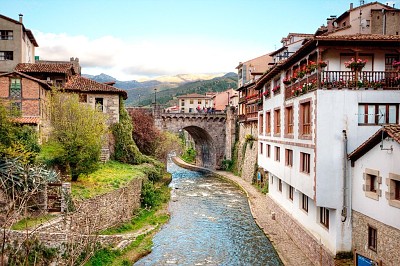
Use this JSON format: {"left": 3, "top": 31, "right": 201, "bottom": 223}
{"left": 172, "top": 157, "right": 312, "bottom": 266}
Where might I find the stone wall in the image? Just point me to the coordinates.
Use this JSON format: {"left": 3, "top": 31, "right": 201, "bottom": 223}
{"left": 352, "top": 210, "right": 400, "bottom": 265}
{"left": 0, "top": 177, "right": 143, "bottom": 264}
{"left": 39, "top": 177, "right": 142, "bottom": 234}
{"left": 268, "top": 196, "right": 335, "bottom": 266}
{"left": 236, "top": 122, "right": 258, "bottom": 183}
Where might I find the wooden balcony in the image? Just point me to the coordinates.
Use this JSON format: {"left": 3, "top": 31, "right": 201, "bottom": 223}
{"left": 284, "top": 71, "right": 400, "bottom": 99}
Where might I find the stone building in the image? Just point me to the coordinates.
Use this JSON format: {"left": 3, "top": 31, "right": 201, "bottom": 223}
{"left": 0, "top": 14, "right": 38, "bottom": 73}
{"left": 349, "top": 125, "right": 400, "bottom": 265}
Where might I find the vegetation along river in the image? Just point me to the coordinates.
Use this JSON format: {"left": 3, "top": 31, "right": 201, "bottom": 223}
{"left": 135, "top": 161, "right": 282, "bottom": 266}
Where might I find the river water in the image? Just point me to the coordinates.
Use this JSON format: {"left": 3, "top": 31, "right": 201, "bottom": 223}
{"left": 135, "top": 162, "right": 282, "bottom": 266}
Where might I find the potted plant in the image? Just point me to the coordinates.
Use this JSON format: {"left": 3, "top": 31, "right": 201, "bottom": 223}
{"left": 306, "top": 61, "right": 317, "bottom": 74}
{"left": 263, "top": 90, "right": 270, "bottom": 97}
{"left": 318, "top": 61, "right": 328, "bottom": 68}
{"left": 393, "top": 60, "right": 400, "bottom": 71}
{"left": 344, "top": 58, "right": 367, "bottom": 71}
{"left": 283, "top": 78, "right": 291, "bottom": 85}
{"left": 272, "top": 85, "right": 281, "bottom": 94}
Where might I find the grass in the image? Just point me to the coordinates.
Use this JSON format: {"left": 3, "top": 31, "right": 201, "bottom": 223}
{"left": 85, "top": 174, "right": 171, "bottom": 265}
{"left": 71, "top": 160, "right": 147, "bottom": 199}
{"left": 11, "top": 214, "right": 56, "bottom": 230}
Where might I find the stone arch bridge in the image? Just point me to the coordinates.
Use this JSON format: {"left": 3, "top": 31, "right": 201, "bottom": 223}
{"left": 154, "top": 109, "right": 236, "bottom": 169}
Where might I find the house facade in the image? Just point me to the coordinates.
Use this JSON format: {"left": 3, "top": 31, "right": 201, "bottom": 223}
{"left": 176, "top": 93, "right": 213, "bottom": 113}
{"left": 349, "top": 125, "right": 400, "bottom": 265}
{"left": 256, "top": 2, "right": 400, "bottom": 263}
{"left": 0, "top": 14, "right": 38, "bottom": 73}
{"left": 0, "top": 71, "right": 52, "bottom": 141}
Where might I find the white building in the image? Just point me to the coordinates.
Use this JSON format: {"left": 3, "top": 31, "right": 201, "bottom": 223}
{"left": 177, "top": 93, "right": 213, "bottom": 113}
{"left": 349, "top": 125, "right": 400, "bottom": 265}
{"left": 256, "top": 2, "right": 400, "bottom": 262}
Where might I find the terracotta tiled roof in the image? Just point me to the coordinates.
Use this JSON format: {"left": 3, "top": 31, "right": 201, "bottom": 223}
{"left": 177, "top": 93, "right": 211, "bottom": 99}
{"left": 13, "top": 117, "right": 40, "bottom": 124}
{"left": 316, "top": 34, "right": 400, "bottom": 41}
{"left": 348, "top": 125, "right": 400, "bottom": 164}
{"left": 15, "top": 63, "right": 75, "bottom": 74}
{"left": 63, "top": 75, "right": 127, "bottom": 99}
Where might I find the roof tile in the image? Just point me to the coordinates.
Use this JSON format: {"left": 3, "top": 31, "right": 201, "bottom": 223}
{"left": 64, "top": 75, "right": 127, "bottom": 99}
{"left": 15, "top": 63, "right": 74, "bottom": 74}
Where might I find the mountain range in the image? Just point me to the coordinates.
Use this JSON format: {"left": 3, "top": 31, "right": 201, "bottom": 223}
{"left": 83, "top": 72, "right": 238, "bottom": 106}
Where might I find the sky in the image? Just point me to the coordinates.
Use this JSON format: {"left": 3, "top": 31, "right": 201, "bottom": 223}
{"left": 2, "top": 0, "right": 399, "bottom": 81}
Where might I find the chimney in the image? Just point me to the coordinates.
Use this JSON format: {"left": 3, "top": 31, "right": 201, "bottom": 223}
{"left": 19, "top": 14, "right": 23, "bottom": 23}
{"left": 350, "top": 3, "right": 353, "bottom": 9}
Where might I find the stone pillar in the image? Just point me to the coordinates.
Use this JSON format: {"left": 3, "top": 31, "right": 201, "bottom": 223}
{"left": 225, "top": 106, "right": 237, "bottom": 160}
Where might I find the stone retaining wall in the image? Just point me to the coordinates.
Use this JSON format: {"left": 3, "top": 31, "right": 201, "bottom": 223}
{"left": 39, "top": 177, "right": 143, "bottom": 234}
{"left": 267, "top": 196, "right": 335, "bottom": 266}
{"left": 0, "top": 177, "right": 143, "bottom": 264}
{"left": 237, "top": 122, "right": 258, "bottom": 183}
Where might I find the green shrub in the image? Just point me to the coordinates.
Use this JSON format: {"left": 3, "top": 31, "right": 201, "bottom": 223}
{"left": 181, "top": 146, "right": 196, "bottom": 163}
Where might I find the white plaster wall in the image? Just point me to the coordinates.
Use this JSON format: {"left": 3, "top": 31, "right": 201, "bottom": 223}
{"left": 352, "top": 140, "right": 400, "bottom": 229}
{"left": 316, "top": 89, "right": 400, "bottom": 208}
{"left": 268, "top": 173, "right": 345, "bottom": 254}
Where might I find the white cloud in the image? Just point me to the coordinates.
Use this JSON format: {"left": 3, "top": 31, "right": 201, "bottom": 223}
{"left": 34, "top": 31, "right": 266, "bottom": 81}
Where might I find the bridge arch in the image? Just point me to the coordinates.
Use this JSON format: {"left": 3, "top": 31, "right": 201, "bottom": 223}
{"left": 154, "top": 113, "right": 227, "bottom": 169}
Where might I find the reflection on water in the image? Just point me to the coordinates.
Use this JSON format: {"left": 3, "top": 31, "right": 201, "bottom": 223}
{"left": 135, "top": 161, "right": 282, "bottom": 266}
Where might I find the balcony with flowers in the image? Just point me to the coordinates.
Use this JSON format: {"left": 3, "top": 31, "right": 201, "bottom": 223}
{"left": 283, "top": 58, "right": 400, "bottom": 99}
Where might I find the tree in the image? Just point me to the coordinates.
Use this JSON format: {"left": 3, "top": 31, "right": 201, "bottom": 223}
{"left": 0, "top": 102, "right": 40, "bottom": 164}
{"left": 40, "top": 92, "right": 107, "bottom": 181}
{"left": 129, "top": 108, "right": 160, "bottom": 156}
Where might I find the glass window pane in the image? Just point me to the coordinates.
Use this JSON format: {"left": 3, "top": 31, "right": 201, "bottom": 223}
{"left": 378, "top": 105, "right": 386, "bottom": 124}
{"left": 367, "top": 105, "right": 375, "bottom": 124}
{"left": 358, "top": 105, "right": 365, "bottom": 123}
{"left": 389, "top": 105, "right": 396, "bottom": 124}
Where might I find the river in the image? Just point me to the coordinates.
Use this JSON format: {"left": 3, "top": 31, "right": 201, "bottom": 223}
{"left": 135, "top": 161, "right": 282, "bottom": 266}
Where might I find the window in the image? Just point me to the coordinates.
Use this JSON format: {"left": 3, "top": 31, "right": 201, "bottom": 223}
{"left": 10, "top": 101, "right": 21, "bottom": 116}
{"left": 79, "top": 94, "right": 87, "bottom": 102}
{"left": 275, "top": 146, "right": 280, "bottom": 162}
{"left": 358, "top": 104, "right": 398, "bottom": 125}
{"left": 387, "top": 173, "right": 400, "bottom": 208}
{"left": 266, "top": 144, "right": 271, "bottom": 158}
{"left": 300, "top": 102, "right": 311, "bottom": 135}
{"left": 278, "top": 179, "right": 282, "bottom": 192}
{"left": 10, "top": 78, "right": 21, "bottom": 98}
{"left": 95, "top": 98, "right": 103, "bottom": 112}
{"left": 368, "top": 226, "right": 377, "bottom": 251}
{"left": 0, "top": 30, "right": 13, "bottom": 40}
{"left": 301, "top": 194, "right": 308, "bottom": 212}
{"left": 385, "top": 54, "right": 399, "bottom": 71}
{"left": 288, "top": 185, "right": 294, "bottom": 201}
{"left": 198, "top": 99, "right": 202, "bottom": 104}
{"left": 363, "top": 169, "right": 381, "bottom": 201}
{"left": 259, "top": 113, "right": 264, "bottom": 135}
{"left": 300, "top": 152, "right": 311, "bottom": 174}
{"left": 190, "top": 99, "right": 194, "bottom": 104}
{"left": 285, "top": 149, "right": 293, "bottom": 167}
{"left": 274, "top": 108, "right": 281, "bottom": 135}
{"left": 0, "top": 51, "right": 13, "bottom": 60}
{"left": 189, "top": 108, "right": 193, "bottom": 113}
{"left": 260, "top": 142, "right": 263, "bottom": 155}
{"left": 266, "top": 111, "right": 271, "bottom": 134}
{"left": 320, "top": 207, "right": 329, "bottom": 229}
{"left": 395, "top": 180, "right": 400, "bottom": 200}
{"left": 285, "top": 106, "right": 294, "bottom": 135}
{"left": 181, "top": 100, "right": 185, "bottom": 106}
